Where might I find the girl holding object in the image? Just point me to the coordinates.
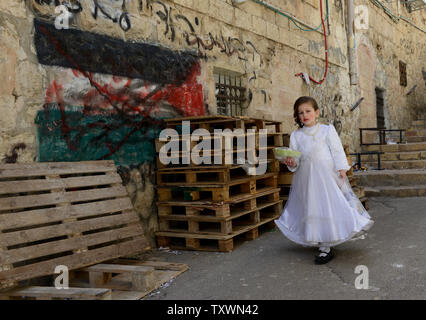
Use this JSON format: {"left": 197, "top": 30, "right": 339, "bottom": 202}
{"left": 275, "top": 96, "right": 374, "bottom": 264}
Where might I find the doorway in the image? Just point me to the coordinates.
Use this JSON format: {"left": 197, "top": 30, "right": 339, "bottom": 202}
{"left": 375, "top": 88, "right": 385, "bottom": 129}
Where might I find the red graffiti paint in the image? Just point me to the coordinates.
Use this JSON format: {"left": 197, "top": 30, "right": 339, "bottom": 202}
{"left": 149, "top": 63, "right": 205, "bottom": 116}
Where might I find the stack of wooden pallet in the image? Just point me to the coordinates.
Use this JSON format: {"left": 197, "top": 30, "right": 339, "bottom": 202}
{"left": 155, "top": 115, "right": 284, "bottom": 252}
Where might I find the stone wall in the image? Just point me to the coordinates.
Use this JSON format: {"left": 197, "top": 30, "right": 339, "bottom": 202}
{"left": 0, "top": 0, "right": 425, "bottom": 245}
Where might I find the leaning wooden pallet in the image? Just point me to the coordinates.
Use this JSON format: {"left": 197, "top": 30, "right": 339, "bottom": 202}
{"left": 0, "top": 160, "right": 150, "bottom": 297}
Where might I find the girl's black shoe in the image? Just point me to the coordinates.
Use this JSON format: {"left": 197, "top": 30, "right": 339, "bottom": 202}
{"left": 314, "top": 248, "right": 334, "bottom": 264}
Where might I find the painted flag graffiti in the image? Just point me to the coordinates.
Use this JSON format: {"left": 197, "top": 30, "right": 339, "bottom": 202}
{"left": 34, "top": 18, "right": 205, "bottom": 166}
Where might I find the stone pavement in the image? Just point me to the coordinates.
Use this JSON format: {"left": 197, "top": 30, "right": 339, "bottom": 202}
{"left": 144, "top": 196, "right": 426, "bottom": 300}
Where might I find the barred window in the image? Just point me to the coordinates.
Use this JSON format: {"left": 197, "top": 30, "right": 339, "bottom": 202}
{"left": 214, "top": 71, "right": 247, "bottom": 116}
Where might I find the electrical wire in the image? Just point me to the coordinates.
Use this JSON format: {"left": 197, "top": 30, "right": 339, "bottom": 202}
{"left": 251, "top": 0, "right": 330, "bottom": 32}
{"left": 294, "top": 0, "right": 329, "bottom": 85}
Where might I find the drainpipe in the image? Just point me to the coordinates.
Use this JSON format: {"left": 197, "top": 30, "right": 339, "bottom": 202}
{"left": 347, "top": 0, "right": 358, "bottom": 85}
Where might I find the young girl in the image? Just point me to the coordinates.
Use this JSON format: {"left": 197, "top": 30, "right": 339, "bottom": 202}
{"left": 274, "top": 96, "right": 374, "bottom": 264}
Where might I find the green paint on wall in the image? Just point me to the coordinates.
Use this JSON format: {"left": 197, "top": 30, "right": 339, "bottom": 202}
{"left": 35, "top": 106, "right": 165, "bottom": 167}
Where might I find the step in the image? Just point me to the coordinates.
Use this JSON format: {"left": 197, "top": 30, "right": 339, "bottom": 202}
{"left": 364, "top": 185, "right": 426, "bottom": 197}
{"left": 406, "top": 136, "right": 426, "bottom": 143}
{"left": 406, "top": 128, "right": 426, "bottom": 137}
{"left": 362, "top": 142, "right": 426, "bottom": 153}
{"left": 352, "top": 150, "right": 426, "bottom": 162}
{"left": 362, "top": 159, "right": 426, "bottom": 170}
{"left": 354, "top": 169, "right": 426, "bottom": 187}
{"left": 411, "top": 119, "right": 426, "bottom": 127}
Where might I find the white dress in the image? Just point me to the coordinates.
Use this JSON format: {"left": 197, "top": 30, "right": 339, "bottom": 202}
{"left": 274, "top": 123, "right": 374, "bottom": 247}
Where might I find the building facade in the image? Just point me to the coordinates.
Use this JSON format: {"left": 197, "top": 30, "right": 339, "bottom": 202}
{"left": 0, "top": 0, "right": 425, "bottom": 244}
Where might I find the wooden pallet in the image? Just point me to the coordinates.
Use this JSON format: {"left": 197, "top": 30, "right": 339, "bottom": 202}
{"left": 0, "top": 286, "right": 112, "bottom": 300}
{"left": 157, "top": 173, "right": 277, "bottom": 202}
{"left": 157, "top": 186, "right": 280, "bottom": 218}
{"left": 158, "top": 200, "right": 282, "bottom": 235}
{"left": 157, "top": 164, "right": 280, "bottom": 186}
{"left": 164, "top": 115, "right": 246, "bottom": 133}
{"left": 164, "top": 115, "right": 283, "bottom": 134}
{"left": 71, "top": 259, "right": 189, "bottom": 300}
{"left": 0, "top": 161, "right": 150, "bottom": 289}
{"left": 72, "top": 260, "right": 188, "bottom": 300}
{"left": 157, "top": 149, "right": 280, "bottom": 169}
{"left": 101, "top": 259, "right": 189, "bottom": 300}
{"left": 157, "top": 165, "right": 246, "bottom": 186}
{"left": 156, "top": 218, "right": 278, "bottom": 252}
{"left": 156, "top": 158, "right": 280, "bottom": 173}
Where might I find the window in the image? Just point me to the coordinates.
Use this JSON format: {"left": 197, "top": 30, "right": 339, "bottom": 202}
{"left": 399, "top": 60, "right": 407, "bottom": 87}
{"left": 214, "top": 71, "right": 247, "bottom": 116}
{"left": 375, "top": 88, "right": 385, "bottom": 129}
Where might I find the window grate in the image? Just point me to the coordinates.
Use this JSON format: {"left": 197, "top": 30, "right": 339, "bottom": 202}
{"left": 214, "top": 73, "right": 246, "bottom": 116}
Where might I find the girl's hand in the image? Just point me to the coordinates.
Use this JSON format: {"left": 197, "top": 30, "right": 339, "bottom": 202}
{"left": 281, "top": 156, "right": 296, "bottom": 168}
{"left": 338, "top": 170, "right": 346, "bottom": 180}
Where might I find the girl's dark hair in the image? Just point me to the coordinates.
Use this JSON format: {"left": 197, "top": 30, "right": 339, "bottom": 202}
{"left": 293, "top": 96, "right": 320, "bottom": 128}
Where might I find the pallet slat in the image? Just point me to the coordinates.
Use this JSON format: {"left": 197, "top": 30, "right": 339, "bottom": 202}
{"left": 0, "top": 224, "right": 144, "bottom": 265}
{"left": 0, "top": 198, "right": 133, "bottom": 230}
{"left": 0, "top": 173, "right": 122, "bottom": 195}
{"left": 0, "top": 185, "right": 128, "bottom": 211}
{"left": 0, "top": 211, "right": 139, "bottom": 247}
{"left": 0, "top": 286, "right": 112, "bottom": 300}
{"left": 0, "top": 161, "right": 116, "bottom": 179}
{"left": 0, "top": 238, "right": 149, "bottom": 284}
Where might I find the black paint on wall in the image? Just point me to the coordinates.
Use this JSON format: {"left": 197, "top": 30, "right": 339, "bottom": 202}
{"left": 34, "top": 18, "right": 199, "bottom": 84}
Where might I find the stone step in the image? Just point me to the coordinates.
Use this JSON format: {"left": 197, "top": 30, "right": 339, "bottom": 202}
{"left": 351, "top": 150, "right": 426, "bottom": 162}
{"left": 411, "top": 119, "right": 426, "bottom": 127}
{"left": 364, "top": 185, "right": 426, "bottom": 197}
{"left": 406, "top": 136, "right": 426, "bottom": 143}
{"left": 406, "top": 128, "right": 426, "bottom": 136}
{"left": 362, "top": 159, "right": 426, "bottom": 170}
{"left": 362, "top": 142, "right": 426, "bottom": 153}
{"left": 354, "top": 169, "right": 426, "bottom": 187}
